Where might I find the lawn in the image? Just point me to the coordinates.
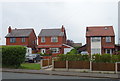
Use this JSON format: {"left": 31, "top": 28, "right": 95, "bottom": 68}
{"left": 20, "top": 63, "right": 41, "bottom": 70}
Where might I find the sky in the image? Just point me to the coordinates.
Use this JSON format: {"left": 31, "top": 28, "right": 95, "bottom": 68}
{"left": 0, "top": 0, "right": 119, "bottom": 45}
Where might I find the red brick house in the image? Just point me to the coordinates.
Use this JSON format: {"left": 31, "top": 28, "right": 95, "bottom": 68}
{"left": 5, "top": 26, "right": 37, "bottom": 50}
{"left": 86, "top": 26, "right": 115, "bottom": 55}
{"left": 38, "top": 25, "right": 73, "bottom": 56}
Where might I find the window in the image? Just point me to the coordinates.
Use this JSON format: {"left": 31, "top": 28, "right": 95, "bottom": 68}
{"left": 41, "top": 37, "right": 45, "bottom": 43}
{"left": 91, "top": 48, "right": 101, "bottom": 54}
{"left": 51, "top": 37, "right": 58, "bottom": 42}
{"left": 22, "top": 38, "right": 25, "bottom": 42}
{"left": 51, "top": 48, "right": 59, "bottom": 53}
{"left": 91, "top": 37, "right": 101, "bottom": 42}
{"left": 106, "top": 49, "right": 112, "bottom": 54}
{"left": 10, "top": 38, "right": 16, "bottom": 43}
{"left": 106, "top": 37, "right": 111, "bottom": 42}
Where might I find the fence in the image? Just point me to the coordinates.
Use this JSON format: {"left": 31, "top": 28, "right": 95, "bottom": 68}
{"left": 52, "top": 60, "right": 120, "bottom": 73}
{"left": 41, "top": 59, "right": 52, "bottom": 69}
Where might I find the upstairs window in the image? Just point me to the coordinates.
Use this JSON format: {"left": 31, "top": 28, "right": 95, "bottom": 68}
{"left": 22, "top": 37, "right": 25, "bottom": 43}
{"left": 106, "top": 36, "right": 111, "bottom": 42}
{"left": 51, "top": 37, "right": 58, "bottom": 42}
{"left": 10, "top": 38, "right": 16, "bottom": 43}
{"left": 41, "top": 37, "right": 45, "bottom": 43}
{"left": 91, "top": 37, "right": 101, "bottom": 42}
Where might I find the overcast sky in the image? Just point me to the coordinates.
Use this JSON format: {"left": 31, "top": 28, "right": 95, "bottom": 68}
{"left": 0, "top": 0, "right": 119, "bottom": 45}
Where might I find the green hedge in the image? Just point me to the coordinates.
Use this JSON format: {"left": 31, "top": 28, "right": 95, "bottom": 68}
{"left": 57, "top": 54, "right": 120, "bottom": 63}
{"left": 2, "top": 46, "right": 26, "bottom": 68}
{"left": 91, "top": 54, "right": 120, "bottom": 63}
{"left": 66, "top": 49, "right": 77, "bottom": 54}
{"left": 57, "top": 54, "right": 90, "bottom": 61}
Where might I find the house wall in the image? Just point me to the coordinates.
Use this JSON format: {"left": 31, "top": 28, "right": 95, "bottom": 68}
{"left": 87, "top": 36, "right": 115, "bottom": 54}
{"left": 6, "top": 30, "right": 37, "bottom": 50}
{"left": 101, "top": 36, "right": 115, "bottom": 54}
{"left": 6, "top": 37, "right": 29, "bottom": 46}
{"left": 28, "top": 31, "right": 37, "bottom": 49}
{"left": 86, "top": 37, "right": 91, "bottom": 54}
{"left": 38, "top": 36, "right": 64, "bottom": 45}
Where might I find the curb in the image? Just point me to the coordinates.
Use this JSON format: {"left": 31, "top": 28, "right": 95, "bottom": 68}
{"left": 2, "top": 69, "right": 120, "bottom": 79}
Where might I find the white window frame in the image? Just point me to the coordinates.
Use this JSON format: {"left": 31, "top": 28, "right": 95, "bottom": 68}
{"left": 10, "top": 38, "right": 16, "bottom": 43}
{"left": 50, "top": 48, "right": 59, "bottom": 53}
{"left": 105, "top": 49, "right": 112, "bottom": 54}
{"left": 91, "top": 48, "right": 101, "bottom": 54}
{"left": 22, "top": 37, "right": 25, "bottom": 43}
{"left": 91, "top": 37, "right": 101, "bottom": 42}
{"left": 106, "top": 36, "right": 111, "bottom": 42}
{"left": 51, "top": 37, "right": 58, "bottom": 42}
{"left": 41, "top": 49, "right": 46, "bottom": 54}
{"left": 41, "top": 37, "right": 45, "bottom": 43}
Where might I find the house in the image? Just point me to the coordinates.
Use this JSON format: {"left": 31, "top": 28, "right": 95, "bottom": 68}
{"left": 77, "top": 44, "right": 87, "bottom": 53}
{"left": 73, "top": 43, "right": 82, "bottom": 47}
{"left": 5, "top": 26, "right": 37, "bottom": 51}
{"left": 86, "top": 26, "right": 115, "bottom": 54}
{"left": 38, "top": 25, "right": 73, "bottom": 56}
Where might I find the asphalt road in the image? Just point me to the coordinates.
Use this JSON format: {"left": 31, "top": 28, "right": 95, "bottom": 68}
{"left": 2, "top": 72, "right": 106, "bottom": 79}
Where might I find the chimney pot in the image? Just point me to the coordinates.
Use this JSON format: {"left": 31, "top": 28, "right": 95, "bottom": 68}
{"left": 61, "top": 25, "right": 64, "bottom": 32}
{"left": 8, "top": 26, "right": 12, "bottom": 33}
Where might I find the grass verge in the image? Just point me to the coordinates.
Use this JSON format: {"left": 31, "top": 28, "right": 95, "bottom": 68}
{"left": 19, "top": 63, "right": 41, "bottom": 70}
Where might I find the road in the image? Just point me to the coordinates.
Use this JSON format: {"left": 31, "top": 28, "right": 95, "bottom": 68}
{"left": 2, "top": 72, "right": 107, "bottom": 79}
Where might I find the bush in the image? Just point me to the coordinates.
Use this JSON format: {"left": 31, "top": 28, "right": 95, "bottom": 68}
{"left": 57, "top": 54, "right": 90, "bottom": 61}
{"left": 66, "top": 49, "right": 77, "bottom": 54}
{"left": 2, "top": 46, "right": 26, "bottom": 68}
{"left": 57, "top": 54, "right": 120, "bottom": 63}
{"left": 92, "top": 54, "right": 120, "bottom": 63}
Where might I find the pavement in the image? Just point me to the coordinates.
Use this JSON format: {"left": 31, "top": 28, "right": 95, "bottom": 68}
{"left": 1, "top": 68, "right": 120, "bottom": 79}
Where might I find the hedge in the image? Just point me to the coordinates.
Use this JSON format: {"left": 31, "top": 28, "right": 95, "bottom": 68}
{"left": 2, "top": 46, "right": 26, "bottom": 68}
{"left": 57, "top": 54, "right": 120, "bottom": 63}
{"left": 57, "top": 54, "right": 90, "bottom": 61}
{"left": 92, "top": 54, "right": 120, "bottom": 63}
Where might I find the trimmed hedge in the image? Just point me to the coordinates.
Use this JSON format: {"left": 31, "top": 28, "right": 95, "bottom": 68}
{"left": 57, "top": 54, "right": 120, "bottom": 63}
{"left": 57, "top": 54, "right": 90, "bottom": 61}
{"left": 92, "top": 54, "right": 120, "bottom": 63}
{"left": 66, "top": 49, "right": 77, "bottom": 54}
{"left": 2, "top": 46, "right": 26, "bottom": 68}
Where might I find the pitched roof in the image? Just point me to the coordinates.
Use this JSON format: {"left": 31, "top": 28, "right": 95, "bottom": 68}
{"left": 38, "top": 29, "right": 64, "bottom": 37}
{"left": 5, "top": 29, "right": 33, "bottom": 37}
{"left": 86, "top": 26, "right": 115, "bottom": 37}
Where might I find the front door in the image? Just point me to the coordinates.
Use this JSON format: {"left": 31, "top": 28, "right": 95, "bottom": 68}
{"left": 105, "top": 49, "right": 112, "bottom": 54}
{"left": 41, "top": 49, "right": 46, "bottom": 54}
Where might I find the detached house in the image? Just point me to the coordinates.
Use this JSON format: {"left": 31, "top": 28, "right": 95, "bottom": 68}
{"left": 5, "top": 26, "right": 37, "bottom": 51}
{"left": 38, "top": 25, "right": 73, "bottom": 56}
{"left": 86, "top": 26, "right": 115, "bottom": 54}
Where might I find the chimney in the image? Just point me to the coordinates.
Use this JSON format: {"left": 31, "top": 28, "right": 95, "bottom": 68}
{"left": 105, "top": 27, "right": 108, "bottom": 30}
{"left": 86, "top": 27, "right": 88, "bottom": 31}
{"left": 61, "top": 25, "right": 65, "bottom": 32}
{"left": 8, "top": 26, "right": 12, "bottom": 33}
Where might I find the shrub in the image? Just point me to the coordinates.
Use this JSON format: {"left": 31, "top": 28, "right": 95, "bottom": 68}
{"left": 57, "top": 54, "right": 90, "bottom": 61}
{"left": 92, "top": 54, "right": 120, "bottom": 63}
{"left": 2, "top": 46, "right": 26, "bottom": 68}
{"left": 66, "top": 49, "right": 77, "bottom": 54}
